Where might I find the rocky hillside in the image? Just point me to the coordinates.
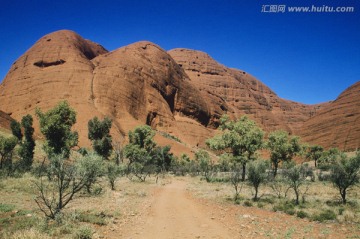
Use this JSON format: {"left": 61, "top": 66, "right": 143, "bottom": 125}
{"left": 299, "top": 81, "right": 360, "bottom": 151}
{"left": 168, "top": 49, "right": 324, "bottom": 133}
{"left": 0, "top": 30, "right": 358, "bottom": 151}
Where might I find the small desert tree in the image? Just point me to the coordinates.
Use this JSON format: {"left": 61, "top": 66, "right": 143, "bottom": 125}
{"left": 36, "top": 101, "right": 78, "bottom": 158}
{"left": 229, "top": 163, "right": 243, "bottom": 202}
{"left": 195, "top": 149, "right": 214, "bottom": 182}
{"left": 10, "top": 120, "right": 22, "bottom": 141}
{"left": 20, "top": 115, "right": 35, "bottom": 170}
{"left": 330, "top": 152, "right": 360, "bottom": 204}
{"left": 0, "top": 135, "right": 18, "bottom": 170}
{"left": 88, "top": 116, "right": 113, "bottom": 159}
{"left": 247, "top": 160, "right": 269, "bottom": 201}
{"left": 267, "top": 130, "right": 303, "bottom": 177}
{"left": 206, "top": 115, "right": 264, "bottom": 181}
{"left": 34, "top": 153, "right": 103, "bottom": 219}
{"left": 283, "top": 163, "right": 308, "bottom": 205}
{"left": 10, "top": 115, "right": 36, "bottom": 170}
{"left": 124, "top": 125, "right": 156, "bottom": 181}
{"left": 106, "top": 162, "right": 124, "bottom": 190}
{"left": 306, "top": 145, "right": 324, "bottom": 168}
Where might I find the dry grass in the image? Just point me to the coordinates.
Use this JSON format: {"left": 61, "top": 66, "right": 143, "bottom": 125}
{"left": 0, "top": 172, "right": 160, "bottom": 238}
{"left": 187, "top": 175, "right": 360, "bottom": 224}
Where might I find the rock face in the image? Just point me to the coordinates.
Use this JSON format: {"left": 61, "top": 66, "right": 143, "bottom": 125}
{"left": 299, "top": 81, "right": 360, "bottom": 150}
{"left": 168, "top": 49, "right": 323, "bottom": 133}
{"left": 0, "top": 30, "right": 212, "bottom": 148}
{"left": 0, "top": 110, "right": 13, "bottom": 131}
{"left": 0, "top": 30, "right": 358, "bottom": 152}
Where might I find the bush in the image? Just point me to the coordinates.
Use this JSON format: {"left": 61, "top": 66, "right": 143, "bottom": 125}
{"left": 311, "top": 209, "right": 337, "bottom": 222}
{"left": 75, "top": 226, "right": 93, "bottom": 239}
{"left": 243, "top": 201, "right": 253, "bottom": 207}
{"left": 273, "top": 201, "right": 296, "bottom": 215}
{"left": 34, "top": 153, "right": 104, "bottom": 219}
{"left": 296, "top": 210, "right": 308, "bottom": 219}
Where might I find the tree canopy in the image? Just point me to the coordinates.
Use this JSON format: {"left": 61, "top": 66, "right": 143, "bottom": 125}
{"left": 206, "top": 115, "right": 264, "bottom": 180}
{"left": 36, "top": 101, "right": 78, "bottom": 158}
{"left": 267, "top": 130, "right": 303, "bottom": 177}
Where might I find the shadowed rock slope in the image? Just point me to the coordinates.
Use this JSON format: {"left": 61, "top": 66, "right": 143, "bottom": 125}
{"left": 0, "top": 30, "right": 358, "bottom": 151}
{"left": 299, "top": 81, "right": 360, "bottom": 151}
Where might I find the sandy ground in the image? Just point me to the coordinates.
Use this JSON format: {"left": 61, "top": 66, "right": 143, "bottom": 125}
{"left": 100, "top": 178, "right": 359, "bottom": 239}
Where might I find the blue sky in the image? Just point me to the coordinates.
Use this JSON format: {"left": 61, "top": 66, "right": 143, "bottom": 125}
{"left": 1, "top": 0, "right": 359, "bottom": 104}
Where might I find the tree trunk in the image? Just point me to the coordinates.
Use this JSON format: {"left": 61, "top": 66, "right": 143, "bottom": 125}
{"left": 273, "top": 163, "right": 278, "bottom": 178}
{"left": 242, "top": 163, "right": 246, "bottom": 181}
{"left": 341, "top": 189, "right": 347, "bottom": 204}
{"left": 295, "top": 189, "right": 299, "bottom": 205}
{"left": 254, "top": 187, "right": 258, "bottom": 201}
{"left": 314, "top": 159, "right": 317, "bottom": 168}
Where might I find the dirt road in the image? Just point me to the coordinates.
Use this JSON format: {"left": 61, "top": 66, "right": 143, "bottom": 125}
{"left": 122, "top": 180, "right": 232, "bottom": 239}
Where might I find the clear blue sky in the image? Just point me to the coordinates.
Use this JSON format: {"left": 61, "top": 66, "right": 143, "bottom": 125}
{"left": 1, "top": 0, "right": 359, "bottom": 104}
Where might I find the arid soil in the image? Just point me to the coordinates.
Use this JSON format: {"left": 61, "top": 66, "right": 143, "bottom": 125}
{"left": 100, "top": 178, "right": 359, "bottom": 239}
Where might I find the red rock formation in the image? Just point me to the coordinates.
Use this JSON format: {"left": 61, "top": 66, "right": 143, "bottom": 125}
{"left": 0, "top": 30, "right": 212, "bottom": 149}
{"left": 299, "top": 81, "right": 360, "bottom": 150}
{"left": 0, "top": 30, "right": 358, "bottom": 152}
{"left": 0, "top": 110, "right": 13, "bottom": 131}
{"left": 168, "top": 49, "right": 324, "bottom": 133}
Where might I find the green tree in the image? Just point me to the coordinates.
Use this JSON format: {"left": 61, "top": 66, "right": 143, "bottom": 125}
{"left": 267, "top": 130, "right": 303, "bottom": 177}
{"left": 247, "top": 160, "right": 269, "bottom": 201}
{"left": 88, "top": 116, "right": 113, "bottom": 159}
{"left": 106, "top": 162, "right": 124, "bottom": 190}
{"left": 124, "top": 125, "right": 157, "bottom": 181}
{"left": 330, "top": 152, "right": 360, "bottom": 204}
{"left": 128, "top": 125, "right": 156, "bottom": 152}
{"left": 19, "top": 115, "right": 35, "bottom": 170}
{"left": 195, "top": 149, "right": 214, "bottom": 182}
{"left": 284, "top": 163, "right": 308, "bottom": 205}
{"left": 10, "top": 120, "right": 22, "bottom": 141}
{"left": 0, "top": 136, "right": 18, "bottom": 170}
{"left": 206, "top": 115, "right": 264, "bottom": 181}
{"left": 306, "top": 145, "right": 324, "bottom": 168}
{"left": 124, "top": 125, "right": 173, "bottom": 182}
{"left": 36, "top": 101, "right": 78, "bottom": 158}
{"left": 318, "top": 147, "right": 343, "bottom": 169}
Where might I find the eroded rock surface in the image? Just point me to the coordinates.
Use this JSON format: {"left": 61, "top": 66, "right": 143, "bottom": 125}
{"left": 0, "top": 30, "right": 358, "bottom": 151}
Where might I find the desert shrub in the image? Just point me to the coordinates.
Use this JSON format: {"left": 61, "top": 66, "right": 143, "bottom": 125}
{"left": 296, "top": 210, "right": 308, "bottom": 219}
{"left": 77, "top": 211, "right": 107, "bottom": 226}
{"left": 273, "top": 201, "right": 296, "bottom": 215}
{"left": 243, "top": 200, "right": 253, "bottom": 207}
{"left": 311, "top": 209, "right": 337, "bottom": 222}
{"left": 75, "top": 226, "right": 93, "bottom": 239}
{"left": 34, "top": 153, "right": 104, "bottom": 219}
